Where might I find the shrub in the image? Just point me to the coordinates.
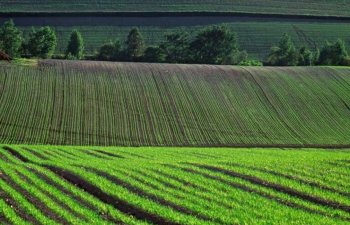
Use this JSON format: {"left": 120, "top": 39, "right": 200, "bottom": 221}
{"left": 318, "top": 39, "right": 348, "bottom": 66}
{"left": 143, "top": 46, "right": 165, "bottom": 62}
{"left": 342, "top": 57, "right": 350, "bottom": 66}
{"left": 239, "top": 60, "right": 263, "bottom": 66}
{"left": 97, "top": 40, "right": 121, "bottom": 61}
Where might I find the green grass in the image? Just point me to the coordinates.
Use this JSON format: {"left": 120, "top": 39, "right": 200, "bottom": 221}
{"left": 1, "top": 60, "right": 350, "bottom": 146}
{"left": 1, "top": 0, "right": 350, "bottom": 17}
{"left": 11, "top": 58, "right": 38, "bottom": 67}
{"left": 0, "top": 144, "right": 349, "bottom": 224}
{"left": 16, "top": 19, "right": 350, "bottom": 60}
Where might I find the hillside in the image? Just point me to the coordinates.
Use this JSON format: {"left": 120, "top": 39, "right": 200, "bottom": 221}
{"left": 1, "top": 0, "right": 350, "bottom": 17}
{"left": 1, "top": 60, "right": 350, "bottom": 146}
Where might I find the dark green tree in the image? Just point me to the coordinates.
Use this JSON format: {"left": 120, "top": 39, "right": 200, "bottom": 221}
{"left": 233, "top": 50, "right": 248, "bottom": 65}
{"left": 125, "top": 27, "right": 145, "bottom": 61}
{"left": 143, "top": 46, "right": 165, "bottom": 62}
{"left": 0, "top": 20, "right": 22, "bottom": 58}
{"left": 97, "top": 40, "right": 121, "bottom": 61}
{"left": 160, "top": 31, "right": 190, "bottom": 63}
{"left": 298, "top": 46, "right": 313, "bottom": 66}
{"left": 66, "top": 30, "right": 84, "bottom": 59}
{"left": 342, "top": 56, "right": 350, "bottom": 66}
{"left": 318, "top": 39, "right": 348, "bottom": 66}
{"left": 27, "top": 26, "right": 56, "bottom": 58}
{"left": 189, "top": 25, "right": 239, "bottom": 64}
{"left": 313, "top": 48, "right": 320, "bottom": 65}
{"left": 268, "top": 34, "right": 298, "bottom": 66}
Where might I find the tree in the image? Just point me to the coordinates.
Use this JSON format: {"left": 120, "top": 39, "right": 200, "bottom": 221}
{"left": 97, "top": 40, "right": 121, "bottom": 61}
{"left": 66, "top": 30, "right": 84, "bottom": 59}
{"left": 143, "top": 46, "right": 165, "bottom": 62}
{"left": 0, "top": 20, "right": 22, "bottom": 58}
{"left": 342, "top": 57, "right": 350, "bottom": 66}
{"left": 318, "top": 39, "right": 348, "bottom": 66}
{"left": 298, "top": 46, "right": 313, "bottom": 66}
{"left": 27, "top": 26, "right": 56, "bottom": 58}
{"left": 239, "top": 59, "right": 263, "bottom": 66}
{"left": 125, "top": 27, "right": 145, "bottom": 61}
{"left": 189, "top": 25, "right": 239, "bottom": 64}
{"left": 233, "top": 50, "right": 248, "bottom": 65}
{"left": 160, "top": 31, "right": 190, "bottom": 63}
{"left": 268, "top": 34, "right": 298, "bottom": 66}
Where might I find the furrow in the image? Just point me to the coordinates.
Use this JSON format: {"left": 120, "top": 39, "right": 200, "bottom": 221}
{"left": 45, "top": 165, "right": 181, "bottom": 225}
{"left": 192, "top": 164, "right": 350, "bottom": 213}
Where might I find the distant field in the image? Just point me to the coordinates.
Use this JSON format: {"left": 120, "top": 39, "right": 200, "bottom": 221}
{"left": 3, "top": 16, "right": 350, "bottom": 60}
{"left": 1, "top": 0, "right": 350, "bottom": 17}
{"left": 1, "top": 60, "right": 350, "bottom": 146}
{"left": 0, "top": 145, "right": 349, "bottom": 224}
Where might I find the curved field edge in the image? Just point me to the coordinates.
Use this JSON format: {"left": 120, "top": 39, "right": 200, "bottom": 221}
{"left": 1, "top": 60, "right": 350, "bottom": 146}
{"left": 0, "top": 145, "right": 349, "bottom": 225}
{"left": 1, "top": 0, "right": 350, "bottom": 18}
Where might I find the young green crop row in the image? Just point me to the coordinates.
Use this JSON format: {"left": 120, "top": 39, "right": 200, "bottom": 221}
{"left": 0, "top": 145, "right": 349, "bottom": 224}
{"left": 1, "top": 0, "right": 350, "bottom": 17}
{"left": 1, "top": 61, "right": 350, "bottom": 146}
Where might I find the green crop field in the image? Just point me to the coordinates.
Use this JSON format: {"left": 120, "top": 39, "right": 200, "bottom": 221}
{"left": 1, "top": 1, "right": 350, "bottom": 224}
{"left": 9, "top": 17, "right": 349, "bottom": 60}
{"left": 0, "top": 145, "right": 349, "bottom": 224}
{"left": 1, "top": 0, "right": 350, "bottom": 17}
{"left": 1, "top": 60, "right": 350, "bottom": 146}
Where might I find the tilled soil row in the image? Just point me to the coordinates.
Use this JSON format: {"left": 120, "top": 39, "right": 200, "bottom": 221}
{"left": 45, "top": 165, "right": 181, "bottom": 225}
{"left": 193, "top": 164, "right": 350, "bottom": 214}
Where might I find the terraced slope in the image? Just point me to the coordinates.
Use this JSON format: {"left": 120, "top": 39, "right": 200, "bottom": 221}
{"left": 0, "top": 145, "right": 349, "bottom": 224}
{"left": 1, "top": 0, "right": 350, "bottom": 17}
{"left": 1, "top": 60, "right": 350, "bottom": 146}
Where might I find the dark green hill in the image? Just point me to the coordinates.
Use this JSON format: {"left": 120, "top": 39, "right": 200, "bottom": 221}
{"left": 1, "top": 0, "right": 350, "bottom": 17}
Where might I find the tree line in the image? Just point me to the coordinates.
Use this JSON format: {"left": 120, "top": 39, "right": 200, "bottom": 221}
{"left": 97, "top": 26, "right": 249, "bottom": 65}
{"left": 267, "top": 34, "right": 350, "bottom": 66}
{"left": 0, "top": 20, "right": 84, "bottom": 60}
{"left": 0, "top": 19, "right": 349, "bottom": 66}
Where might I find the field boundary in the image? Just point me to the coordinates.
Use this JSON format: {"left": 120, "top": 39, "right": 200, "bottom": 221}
{"left": 1, "top": 11, "right": 350, "bottom": 22}
{"left": 2, "top": 143, "right": 350, "bottom": 149}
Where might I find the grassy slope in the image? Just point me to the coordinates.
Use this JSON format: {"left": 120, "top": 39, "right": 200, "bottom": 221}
{"left": 0, "top": 145, "right": 349, "bottom": 224}
{"left": 0, "top": 60, "right": 350, "bottom": 146}
{"left": 1, "top": 0, "right": 350, "bottom": 17}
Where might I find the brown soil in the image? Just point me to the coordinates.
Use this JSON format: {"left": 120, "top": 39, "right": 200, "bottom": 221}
{"left": 168, "top": 164, "right": 350, "bottom": 221}
{"left": 86, "top": 167, "right": 215, "bottom": 222}
{"left": 0, "top": 186, "right": 38, "bottom": 224}
{"left": 0, "top": 171, "right": 67, "bottom": 224}
{"left": 193, "top": 164, "right": 350, "bottom": 213}
{"left": 226, "top": 162, "right": 350, "bottom": 197}
{"left": 45, "top": 165, "right": 181, "bottom": 225}
{"left": 3, "top": 146, "right": 29, "bottom": 163}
